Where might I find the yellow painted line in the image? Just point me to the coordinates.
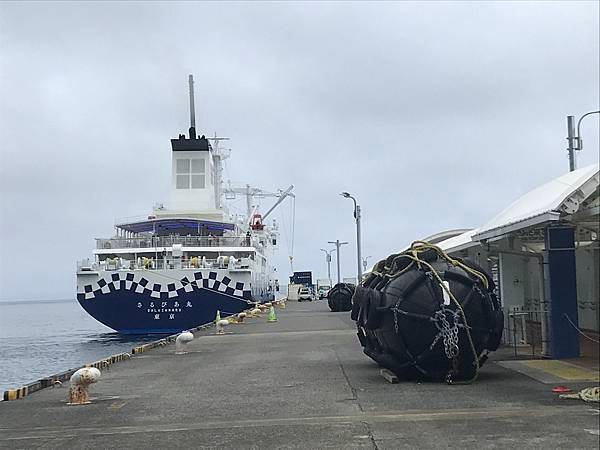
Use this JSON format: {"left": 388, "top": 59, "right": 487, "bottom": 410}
{"left": 108, "top": 401, "right": 127, "bottom": 410}
{"left": 523, "top": 360, "right": 600, "bottom": 381}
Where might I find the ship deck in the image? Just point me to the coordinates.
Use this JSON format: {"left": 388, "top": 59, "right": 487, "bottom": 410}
{"left": 1, "top": 301, "right": 598, "bottom": 449}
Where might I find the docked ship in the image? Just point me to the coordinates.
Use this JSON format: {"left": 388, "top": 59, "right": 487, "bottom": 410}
{"left": 76, "top": 76, "right": 293, "bottom": 334}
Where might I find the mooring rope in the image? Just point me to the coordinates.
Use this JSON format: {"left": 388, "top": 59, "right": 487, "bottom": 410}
{"left": 559, "top": 386, "right": 600, "bottom": 403}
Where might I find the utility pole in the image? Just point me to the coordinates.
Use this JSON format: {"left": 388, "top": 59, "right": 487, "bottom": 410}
{"left": 566, "top": 111, "right": 600, "bottom": 172}
{"left": 567, "top": 115, "right": 577, "bottom": 172}
{"left": 355, "top": 204, "right": 362, "bottom": 281}
{"left": 328, "top": 240, "right": 348, "bottom": 284}
{"left": 320, "top": 248, "right": 334, "bottom": 280}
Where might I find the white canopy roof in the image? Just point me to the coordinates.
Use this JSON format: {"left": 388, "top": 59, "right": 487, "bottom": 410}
{"left": 438, "top": 228, "right": 479, "bottom": 252}
{"left": 472, "top": 164, "right": 599, "bottom": 241}
{"left": 437, "top": 164, "right": 599, "bottom": 252}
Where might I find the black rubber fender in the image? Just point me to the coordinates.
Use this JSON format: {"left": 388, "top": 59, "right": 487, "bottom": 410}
{"left": 364, "top": 289, "right": 385, "bottom": 330}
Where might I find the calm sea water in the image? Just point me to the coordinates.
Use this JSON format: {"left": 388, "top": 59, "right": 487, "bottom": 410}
{"left": 0, "top": 299, "right": 157, "bottom": 393}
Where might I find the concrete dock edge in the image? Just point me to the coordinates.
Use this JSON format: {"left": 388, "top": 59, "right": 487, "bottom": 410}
{"left": 1, "top": 307, "right": 248, "bottom": 401}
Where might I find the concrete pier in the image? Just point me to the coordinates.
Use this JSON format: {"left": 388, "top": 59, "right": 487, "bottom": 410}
{"left": 1, "top": 301, "right": 598, "bottom": 449}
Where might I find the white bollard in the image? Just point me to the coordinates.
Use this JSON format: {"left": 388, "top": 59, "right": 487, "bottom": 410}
{"left": 68, "top": 367, "right": 101, "bottom": 405}
{"left": 237, "top": 312, "right": 247, "bottom": 323}
{"left": 175, "top": 330, "right": 194, "bottom": 354}
{"left": 216, "top": 319, "right": 230, "bottom": 334}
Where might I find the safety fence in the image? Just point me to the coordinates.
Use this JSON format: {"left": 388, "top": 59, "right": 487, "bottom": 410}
{"left": 503, "top": 305, "right": 548, "bottom": 358}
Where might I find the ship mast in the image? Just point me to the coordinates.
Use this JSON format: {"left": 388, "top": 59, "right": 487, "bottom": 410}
{"left": 207, "top": 134, "right": 230, "bottom": 210}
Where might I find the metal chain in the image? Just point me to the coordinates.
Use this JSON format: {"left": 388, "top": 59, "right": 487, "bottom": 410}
{"left": 433, "top": 308, "right": 460, "bottom": 359}
{"left": 371, "top": 241, "right": 486, "bottom": 384}
{"left": 393, "top": 302, "right": 400, "bottom": 334}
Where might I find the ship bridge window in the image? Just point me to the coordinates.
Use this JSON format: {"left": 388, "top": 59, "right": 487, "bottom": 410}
{"left": 176, "top": 158, "right": 205, "bottom": 189}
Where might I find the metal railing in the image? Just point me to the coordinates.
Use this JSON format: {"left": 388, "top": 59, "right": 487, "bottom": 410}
{"left": 78, "top": 256, "right": 253, "bottom": 272}
{"left": 503, "top": 305, "right": 549, "bottom": 358}
{"left": 96, "top": 235, "right": 251, "bottom": 250}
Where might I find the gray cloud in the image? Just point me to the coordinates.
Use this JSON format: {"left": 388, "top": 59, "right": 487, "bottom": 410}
{"left": 1, "top": 1, "right": 598, "bottom": 300}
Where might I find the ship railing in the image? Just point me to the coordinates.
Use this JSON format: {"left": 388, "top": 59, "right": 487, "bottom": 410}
{"left": 96, "top": 235, "right": 251, "bottom": 250}
{"left": 78, "top": 256, "right": 252, "bottom": 272}
{"left": 77, "top": 259, "right": 96, "bottom": 272}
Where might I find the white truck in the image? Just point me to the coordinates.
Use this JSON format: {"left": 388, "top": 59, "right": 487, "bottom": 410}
{"left": 316, "top": 279, "right": 332, "bottom": 299}
{"left": 287, "top": 284, "right": 302, "bottom": 301}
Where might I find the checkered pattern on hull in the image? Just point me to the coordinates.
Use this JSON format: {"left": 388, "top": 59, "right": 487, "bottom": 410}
{"left": 78, "top": 271, "right": 252, "bottom": 301}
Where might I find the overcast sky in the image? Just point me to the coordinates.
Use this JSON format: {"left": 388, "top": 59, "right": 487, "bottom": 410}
{"left": 0, "top": 1, "right": 598, "bottom": 301}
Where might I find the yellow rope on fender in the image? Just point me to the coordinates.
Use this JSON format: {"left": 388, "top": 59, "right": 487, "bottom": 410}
{"left": 410, "top": 241, "right": 489, "bottom": 290}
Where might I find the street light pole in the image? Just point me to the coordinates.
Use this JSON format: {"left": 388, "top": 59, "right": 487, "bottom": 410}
{"left": 320, "top": 248, "right": 334, "bottom": 280}
{"left": 567, "top": 111, "right": 600, "bottom": 172}
{"left": 327, "top": 240, "right": 348, "bottom": 284}
{"left": 341, "top": 192, "right": 363, "bottom": 284}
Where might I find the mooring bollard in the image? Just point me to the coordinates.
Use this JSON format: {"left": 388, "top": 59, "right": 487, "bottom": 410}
{"left": 175, "top": 330, "right": 194, "bottom": 354}
{"left": 237, "top": 312, "right": 247, "bottom": 323}
{"left": 68, "top": 367, "right": 101, "bottom": 406}
{"left": 216, "top": 319, "right": 230, "bottom": 334}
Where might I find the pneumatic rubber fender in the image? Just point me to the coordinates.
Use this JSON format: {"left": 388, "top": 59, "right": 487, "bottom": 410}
{"left": 327, "top": 283, "right": 355, "bottom": 312}
{"left": 353, "top": 287, "right": 386, "bottom": 330}
{"left": 353, "top": 256, "right": 503, "bottom": 381}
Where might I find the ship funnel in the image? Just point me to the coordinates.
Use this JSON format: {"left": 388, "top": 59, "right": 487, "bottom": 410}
{"left": 188, "top": 74, "right": 196, "bottom": 139}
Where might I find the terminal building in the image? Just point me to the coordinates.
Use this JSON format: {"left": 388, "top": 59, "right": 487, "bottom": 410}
{"left": 425, "top": 164, "right": 599, "bottom": 360}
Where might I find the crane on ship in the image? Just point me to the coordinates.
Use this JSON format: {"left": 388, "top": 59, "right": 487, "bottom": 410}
{"left": 223, "top": 182, "right": 296, "bottom": 272}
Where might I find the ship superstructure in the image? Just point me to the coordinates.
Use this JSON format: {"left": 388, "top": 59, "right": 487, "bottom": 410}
{"left": 76, "top": 76, "right": 292, "bottom": 333}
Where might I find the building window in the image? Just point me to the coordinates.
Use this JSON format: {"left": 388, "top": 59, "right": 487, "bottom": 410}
{"left": 176, "top": 158, "right": 205, "bottom": 189}
{"left": 176, "top": 175, "right": 190, "bottom": 189}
